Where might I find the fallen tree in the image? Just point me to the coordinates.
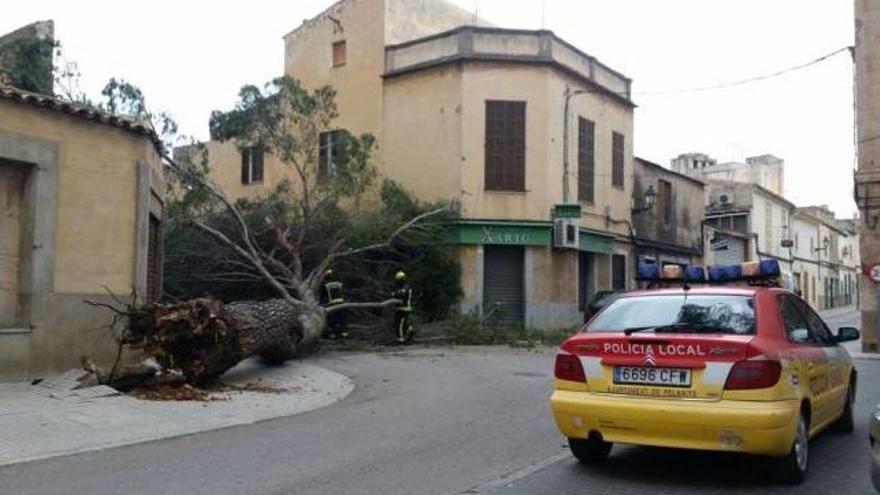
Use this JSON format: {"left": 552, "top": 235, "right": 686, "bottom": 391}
{"left": 77, "top": 77, "right": 453, "bottom": 386}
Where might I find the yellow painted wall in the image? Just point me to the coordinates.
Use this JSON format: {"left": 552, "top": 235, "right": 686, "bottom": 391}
{"left": 199, "top": 141, "right": 295, "bottom": 201}
{"left": 0, "top": 100, "right": 162, "bottom": 295}
{"left": 284, "top": 0, "right": 386, "bottom": 148}
{"left": 382, "top": 65, "right": 463, "bottom": 201}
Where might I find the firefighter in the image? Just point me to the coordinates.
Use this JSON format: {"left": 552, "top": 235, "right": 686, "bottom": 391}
{"left": 322, "top": 269, "right": 348, "bottom": 339}
{"left": 392, "top": 270, "right": 414, "bottom": 344}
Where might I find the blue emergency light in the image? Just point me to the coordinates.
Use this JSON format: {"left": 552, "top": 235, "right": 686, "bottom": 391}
{"left": 636, "top": 259, "right": 782, "bottom": 286}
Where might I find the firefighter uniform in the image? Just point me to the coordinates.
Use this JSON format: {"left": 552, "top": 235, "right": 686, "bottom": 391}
{"left": 322, "top": 271, "right": 348, "bottom": 339}
{"left": 392, "top": 271, "right": 414, "bottom": 343}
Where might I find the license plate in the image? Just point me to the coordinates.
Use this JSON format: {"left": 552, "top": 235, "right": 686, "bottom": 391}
{"left": 613, "top": 366, "right": 692, "bottom": 387}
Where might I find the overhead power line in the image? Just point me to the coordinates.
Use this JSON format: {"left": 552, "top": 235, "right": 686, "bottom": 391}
{"left": 637, "top": 46, "right": 853, "bottom": 96}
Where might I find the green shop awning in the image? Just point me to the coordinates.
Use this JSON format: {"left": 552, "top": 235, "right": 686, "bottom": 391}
{"left": 453, "top": 221, "right": 552, "bottom": 246}
{"left": 579, "top": 229, "right": 615, "bottom": 254}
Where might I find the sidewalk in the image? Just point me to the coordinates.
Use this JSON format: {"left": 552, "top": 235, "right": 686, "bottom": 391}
{"left": 0, "top": 358, "right": 353, "bottom": 467}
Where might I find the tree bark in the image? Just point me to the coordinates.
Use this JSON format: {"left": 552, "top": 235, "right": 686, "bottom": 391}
{"left": 125, "top": 298, "right": 323, "bottom": 384}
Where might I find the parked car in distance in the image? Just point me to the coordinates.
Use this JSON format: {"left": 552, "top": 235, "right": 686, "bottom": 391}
{"left": 583, "top": 290, "right": 620, "bottom": 322}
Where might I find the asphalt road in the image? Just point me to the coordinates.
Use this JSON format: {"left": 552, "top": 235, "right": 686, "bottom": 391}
{"left": 0, "top": 347, "right": 562, "bottom": 495}
{"left": 0, "top": 310, "right": 873, "bottom": 495}
{"left": 485, "top": 309, "right": 879, "bottom": 495}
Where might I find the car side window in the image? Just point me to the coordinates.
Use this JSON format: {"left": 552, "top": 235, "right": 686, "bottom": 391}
{"left": 797, "top": 299, "right": 834, "bottom": 345}
{"left": 778, "top": 295, "right": 811, "bottom": 344}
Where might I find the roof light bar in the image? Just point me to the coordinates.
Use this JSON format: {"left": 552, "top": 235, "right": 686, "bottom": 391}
{"left": 636, "top": 259, "right": 782, "bottom": 286}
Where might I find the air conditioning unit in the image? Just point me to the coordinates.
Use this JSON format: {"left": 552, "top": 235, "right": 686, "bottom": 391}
{"left": 553, "top": 218, "right": 579, "bottom": 249}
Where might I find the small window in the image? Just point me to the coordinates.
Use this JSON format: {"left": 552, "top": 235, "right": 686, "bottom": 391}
{"left": 332, "top": 40, "right": 346, "bottom": 67}
{"left": 319, "top": 130, "right": 343, "bottom": 179}
{"left": 612, "top": 132, "right": 624, "bottom": 188}
{"left": 240, "top": 146, "right": 264, "bottom": 185}
{"left": 612, "top": 254, "right": 626, "bottom": 290}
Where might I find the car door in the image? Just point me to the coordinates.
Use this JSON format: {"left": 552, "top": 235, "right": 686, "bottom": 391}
{"left": 778, "top": 294, "right": 833, "bottom": 430}
{"left": 798, "top": 299, "right": 849, "bottom": 422}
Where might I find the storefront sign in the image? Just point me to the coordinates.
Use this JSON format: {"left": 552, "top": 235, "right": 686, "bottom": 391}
{"left": 454, "top": 222, "right": 552, "bottom": 246}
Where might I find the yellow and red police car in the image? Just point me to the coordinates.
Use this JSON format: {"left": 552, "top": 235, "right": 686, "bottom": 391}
{"left": 550, "top": 261, "right": 859, "bottom": 484}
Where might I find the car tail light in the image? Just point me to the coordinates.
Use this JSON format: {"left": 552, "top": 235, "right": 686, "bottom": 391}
{"left": 724, "top": 360, "right": 782, "bottom": 390}
{"left": 555, "top": 354, "right": 586, "bottom": 382}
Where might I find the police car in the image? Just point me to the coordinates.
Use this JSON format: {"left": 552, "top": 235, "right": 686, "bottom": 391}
{"left": 550, "top": 260, "right": 859, "bottom": 484}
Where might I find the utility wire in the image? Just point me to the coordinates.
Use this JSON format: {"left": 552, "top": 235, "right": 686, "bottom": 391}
{"left": 636, "top": 46, "right": 852, "bottom": 96}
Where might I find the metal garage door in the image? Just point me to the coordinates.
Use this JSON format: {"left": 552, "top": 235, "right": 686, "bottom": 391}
{"left": 483, "top": 246, "right": 525, "bottom": 327}
{"left": 713, "top": 236, "right": 745, "bottom": 265}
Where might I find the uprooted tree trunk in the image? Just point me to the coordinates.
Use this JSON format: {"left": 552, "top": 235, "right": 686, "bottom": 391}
{"left": 124, "top": 298, "right": 319, "bottom": 384}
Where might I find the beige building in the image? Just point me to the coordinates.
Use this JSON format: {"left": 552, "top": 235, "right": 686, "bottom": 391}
{"left": 0, "top": 84, "right": 164, "bottom": 381}
{"left": 855, "top": 0, "right": 880, "bottom": 351}
{"left": 204, "top": 0, "right": 636, "bottom": 329}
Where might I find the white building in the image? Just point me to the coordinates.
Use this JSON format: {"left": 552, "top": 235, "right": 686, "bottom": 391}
{"left": 791, "top": 206, "right": 847, "bottom": 310}
{"left": 672, "top": 153, "right": 784, "bottom": 196}
{"left": 703, "top": 181, "right": 794, "bottom": 276}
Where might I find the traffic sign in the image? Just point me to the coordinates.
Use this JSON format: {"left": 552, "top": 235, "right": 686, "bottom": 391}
{"left": 869, "top": 263, "right": 880, "bottom": 283}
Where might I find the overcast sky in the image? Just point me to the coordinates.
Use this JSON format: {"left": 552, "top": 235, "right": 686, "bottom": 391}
{"left": 3, "top": 0, "right": 856, "bottom": 217}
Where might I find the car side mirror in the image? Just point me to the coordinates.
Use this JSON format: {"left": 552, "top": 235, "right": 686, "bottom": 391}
{"left": 836, "top": 327, "right": 860, "bottom": 343}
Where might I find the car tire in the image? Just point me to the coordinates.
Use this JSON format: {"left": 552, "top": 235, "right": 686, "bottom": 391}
{"left": 568, "top": 435, "right": 612, "bottom": 463}
{"left": 832, "top": 383, "right": 855, "bottom": 433}
{"left": 775, "top": 411, "right": 809, "bottom": 485}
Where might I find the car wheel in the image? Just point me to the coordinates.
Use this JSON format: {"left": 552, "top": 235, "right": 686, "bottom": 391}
{"left": 832, "top": 383, "right": 855, "bottom": 433}
{"left": 568, "top": 435, "right": 612, "bottom": 463}
{"left": 775, "top": 411, "right": 809, "bottom": 484}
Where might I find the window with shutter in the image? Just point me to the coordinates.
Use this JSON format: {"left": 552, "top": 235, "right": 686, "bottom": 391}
{"left": 612, "top": 131, "right": 624, "bottom": 188}
{"left": 485, "top": 100, "right": 526, "bottom": 191}
{"left": 577, "top": 117, "right": 595, "bottom": 203}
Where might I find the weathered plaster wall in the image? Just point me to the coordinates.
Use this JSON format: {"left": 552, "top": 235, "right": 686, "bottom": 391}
{"left": 0, "top": 99, "right": 162, "bottom": 380}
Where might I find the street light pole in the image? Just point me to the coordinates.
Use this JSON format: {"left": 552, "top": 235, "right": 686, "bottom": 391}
{"left": 562, "top": 87, "right": 589, "bottom": 204}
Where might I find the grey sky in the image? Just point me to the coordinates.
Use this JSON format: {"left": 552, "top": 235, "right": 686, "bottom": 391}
{"left": 3, "top": 0, "right": 856, "bottom": 216}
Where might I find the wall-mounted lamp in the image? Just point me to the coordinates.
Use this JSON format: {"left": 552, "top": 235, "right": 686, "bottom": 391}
{"left": 631, "top": 185, "right": 657, "bottom": 215}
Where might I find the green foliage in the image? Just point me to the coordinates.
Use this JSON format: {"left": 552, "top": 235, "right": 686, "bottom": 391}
{"left": 0, "top": 37, "right": 56, "bottom": 94}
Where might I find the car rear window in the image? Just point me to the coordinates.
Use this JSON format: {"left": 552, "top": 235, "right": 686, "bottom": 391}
{"left": 586, "top": 294, "right": 756, "bottom": 335}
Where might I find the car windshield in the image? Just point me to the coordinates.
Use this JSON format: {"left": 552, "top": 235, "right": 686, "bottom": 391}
{"left": 586, "top": 294, "right": 757, "bottom": 335}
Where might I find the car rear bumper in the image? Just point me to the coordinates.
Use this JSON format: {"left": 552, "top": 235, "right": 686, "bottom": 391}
{"left": 551, "top": 390, "right": 800, "bottom": 457}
